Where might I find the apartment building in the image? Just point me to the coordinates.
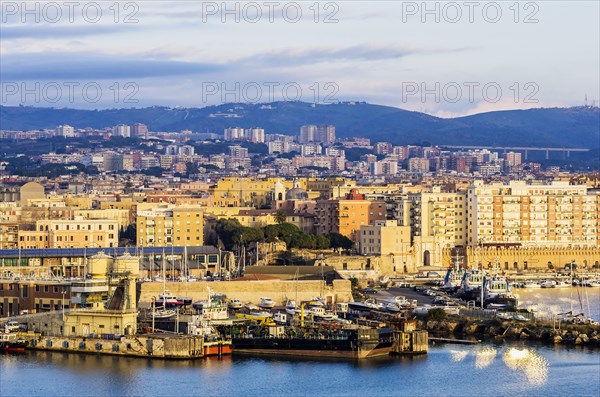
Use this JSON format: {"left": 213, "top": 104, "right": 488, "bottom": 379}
{"left": 315, "top": 189, "right": 386, "bottom": 242}
{"left": 359, "top": 220, "right": 411, "bottom": 255}
{"left": 136, "top": 205, "right": 204, "bottom": 247}
{"left": 468, "top": 181, "right": 600, "bottom": 246}
{"left": 18, "top": 218, "right": 119, "bottom": 249}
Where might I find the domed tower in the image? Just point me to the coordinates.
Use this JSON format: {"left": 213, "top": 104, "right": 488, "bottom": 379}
{"left": 285, "top": 180, "right": 308, "bottom": 201}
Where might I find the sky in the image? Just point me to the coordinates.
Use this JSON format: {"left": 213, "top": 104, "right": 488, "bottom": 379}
{"left": 1, "top": 0, "right": 599, "bottom": 117}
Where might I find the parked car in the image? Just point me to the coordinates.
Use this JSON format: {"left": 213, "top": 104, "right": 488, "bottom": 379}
{"left": 362, "top": 287, "right": 378, "bottom": 294}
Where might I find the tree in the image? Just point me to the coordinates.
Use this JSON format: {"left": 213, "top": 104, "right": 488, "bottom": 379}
{"left": 315, "top": 235, "right": 330, "bottom": 250}
{"left": 327, "top": 233, "right": 353, "bottom": 250}
{"left": 274, "top": 210, "right": 287, "bottom": 224}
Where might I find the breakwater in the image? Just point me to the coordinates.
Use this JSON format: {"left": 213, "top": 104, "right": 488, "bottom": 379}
{"left": 418, "top": 317, "right": 600, "bottom": 347}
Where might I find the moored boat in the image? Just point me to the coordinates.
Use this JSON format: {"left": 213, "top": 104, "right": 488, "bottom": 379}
{"left": 0, "top": 332, "right": 28, "bottom": 352}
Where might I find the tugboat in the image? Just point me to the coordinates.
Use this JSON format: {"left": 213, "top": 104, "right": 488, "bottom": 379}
{"left": 443, "top": 253, "right": 465, "bottom": 291}
{"left": 481, "top": 262, "right": 518, "bottom": 310}
{"left": 0, "top": 327, "right": 28, "bottom": 352}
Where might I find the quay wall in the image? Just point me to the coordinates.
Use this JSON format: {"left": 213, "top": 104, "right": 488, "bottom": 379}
{"left": 26, "top": 334, "right": 204, "bottom": 358}
{"left": 139, "top": 279, "right": 352, "bottom": 306}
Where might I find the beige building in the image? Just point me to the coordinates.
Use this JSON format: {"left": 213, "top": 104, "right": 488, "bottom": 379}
{"left": 20, "top": 218, "right": 119, "bottom": 249}
{"left": 75, "top": 208, "right": 132, "bottom": 229}
{"left": 359, "top": 220, "right": 411, "bottom": 256}
{"left": 397, "top": 188, "right": 468, "bottom": 267}
{"left": 136, "top": 205, "right": 204, "bottom": 247}
{"left": 468, "top": 181, "right": 600, "bottom": 247}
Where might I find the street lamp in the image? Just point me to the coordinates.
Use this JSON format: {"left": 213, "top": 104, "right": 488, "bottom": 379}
{"left": 151, "top": 296, "right": 156, "bottom": 333}
{"left": 61, "top": 289, "right": 67, "bottom": 323}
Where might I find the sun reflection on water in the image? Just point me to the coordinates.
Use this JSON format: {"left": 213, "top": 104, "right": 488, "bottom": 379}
{"left": 502, "top": 348, "right": 549, "bottom": 385}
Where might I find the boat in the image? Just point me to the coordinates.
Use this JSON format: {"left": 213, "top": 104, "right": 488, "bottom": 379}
{"left": 444, "top": 254, "right": 465, "bottom": 290}
{"left": 228, "top": 298, "right": 243, "bottom": 310}
{"left": 231, "top": 325, "right": 395, "bottom": 359}
{"left": 482, "top": 274, "right": 518, "bottom": 309}
{"left": 156, "top": 292, "right": 184, "bottom": 308}
{"left": 244, "top": 303, "right": 259, "bottom": 311}
{"left": 304, "top": 305, "right": 338, "bottom": 321}
{"left": 151, "top": 308, "right": 176, "bottom": 319}
{"left": 540, "top": 280, "right": 556, "bottom": 288}
{"left": 285, "top": 300, "right": 298, "bottom": 315}
{"left": 513, "top": 314, "right": 530, "bottom": 322}
{"left": 496, "top": 312, "right": 513, "bottom": 320}
{"left": 155, "top": 252, "right": 184, "bottom": 308}
{"left": 457, "top": 268, "right": 485, "bottom": 300}
{"left": 273, "top": 312, "right": 289, "bottom": 325}
{"left": 523, "top": 281, "right": 542, "bottom": 289}
{"left": 0, "top": 332, "right": 28, "bottom": 352}
{"left": 554, "top": 280, "right": 571, "bottom": 288}
{"left": 193, "top": 287, "right": 229, "bottom": 320}
{"left": 258, "top": 297, "right": 276, "bottom": 309}
{"left": 584, "top": 279, "right": 600, "bottom": 287}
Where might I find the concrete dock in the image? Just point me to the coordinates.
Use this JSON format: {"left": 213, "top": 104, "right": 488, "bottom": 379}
{"left": 24, "top": 333, "right": 205, "bottom": 359}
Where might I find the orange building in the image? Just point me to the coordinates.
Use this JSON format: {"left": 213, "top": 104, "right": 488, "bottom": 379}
{"left": 315, "top": 189, "right": 386, "bottom": 242}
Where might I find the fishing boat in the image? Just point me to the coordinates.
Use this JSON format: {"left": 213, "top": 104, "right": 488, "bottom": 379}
{"left": 0, "top": 332, "right": 28, "bottom": 352}
{"left": 482, "top": 274, "right": 517, "bottom": 309}
{"left": 457, "top": 268, "right": 485, "bottom": 300}
{"left": 444, "top": 254, "right": 465, "bottom": 290}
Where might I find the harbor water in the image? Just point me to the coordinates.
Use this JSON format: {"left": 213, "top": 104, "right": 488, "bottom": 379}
{"left": 515, "top": 287, "right": 600, "bottom": 322}
{"left": 2, "top": 343, "right": 599, "bottom": 397}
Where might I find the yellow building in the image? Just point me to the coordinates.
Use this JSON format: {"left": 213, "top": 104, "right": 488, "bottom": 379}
{"left": 136, "top": 204, "right": 204, "bottom": 247}
{"left": 211, "top": 177, "right": 294, "bottom": 207}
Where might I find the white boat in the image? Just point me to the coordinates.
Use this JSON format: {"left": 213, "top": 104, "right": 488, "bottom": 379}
{"left": 540, "top": 280, "right": 556, "bottom": 288}
{"left": 151, "top": 308, "right": 176, "bottom": 319}
{"left": 523, "top": 281, "right": 542, "bottom": 289}
{"left": 156, "top": 292, "right": 184, "bottom": 307}
{"left": 513, "top": 314, "right": 530, "bottom": 322}
{"left": 285, "top": 300, "right": 298, "bottom": 315}
{"left": 228, "top": 298, "right": 243, "bottom": 310}
{"left": 258, "top": 297, "right": 276, "bottom": 309}
{"left": 244, "top": 303, "right": 259, "bottom": 311}
{"left": 250, "top": 311, "right": 273, "bottom": 318}
{"left": 304, "top": 305, "right": 337, "bottom": 320}
{"left": 496, "top": 312, "right": 513, "bottom": 320}
{"left": 584, "top": 279, "right": 600, "bottom": 287}
{"left": 554, "top": 281, "right": 571, "bottom": 288}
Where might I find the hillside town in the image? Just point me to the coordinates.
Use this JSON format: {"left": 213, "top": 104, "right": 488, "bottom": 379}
{"left": 1, "top": 121, "right": 599, "bottom": 359}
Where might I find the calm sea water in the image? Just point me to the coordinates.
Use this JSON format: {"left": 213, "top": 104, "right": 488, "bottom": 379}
{"left": 1, "top": 343, "right": 599, "bottom": 397}
{"left": 515, "top": 287, "right": 600, "bottom": 321}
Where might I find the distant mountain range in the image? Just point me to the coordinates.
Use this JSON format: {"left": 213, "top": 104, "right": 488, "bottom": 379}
{"left": 1, "top": 102, "right": 599, "bottom": 148}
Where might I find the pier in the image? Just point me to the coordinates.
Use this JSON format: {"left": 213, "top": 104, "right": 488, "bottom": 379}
{"left": 24, "top": 333, "right": 205, "bottom": 359}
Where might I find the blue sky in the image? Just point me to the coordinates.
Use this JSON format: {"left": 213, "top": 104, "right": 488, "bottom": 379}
{"left": 1, "top": 1, "right": 598, "bottom": 117}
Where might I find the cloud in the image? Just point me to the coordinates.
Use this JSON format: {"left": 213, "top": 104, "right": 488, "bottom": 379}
{"left": 0, "top": 52, "right": 225, "bottom": 80}
{"left": 0, "top": 24, "right": 139, "bottom": 40}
